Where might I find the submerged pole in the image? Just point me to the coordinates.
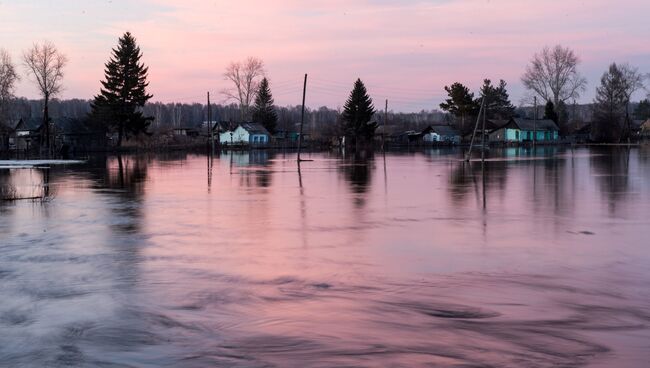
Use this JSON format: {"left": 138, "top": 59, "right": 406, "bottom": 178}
{"left": 481, "top": 99, "right": 486, "bottom": 163}
{"left": 465, "top": 98, "right": 485, "bottom": 162}
{"left": 297, "top": 74, "right": 308, "bottom": 162}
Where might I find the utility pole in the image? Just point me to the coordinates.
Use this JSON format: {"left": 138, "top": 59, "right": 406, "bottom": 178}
{"left": 481, "top": 100, "right": 486, "bottom": 163}
{"left": 533, "top": 95, "right": 537, "bottom": 148}
{"left": 208, "top": 91, "right": 214, "bottom": 154}
{"left": 383, "top": 99, "right": 388, "bottom": 151}
{"left": 297, "top": 74, "right": 307, "bottom": 162}
{"left": 465, "top": 97, "right": 485, "bottom": 161}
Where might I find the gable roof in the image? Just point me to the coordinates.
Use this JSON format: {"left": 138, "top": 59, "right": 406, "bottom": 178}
{"left": 52, "top": 117, "right": 86, "bottom": 135}
{"left": 239, "top": 122, "right": 270, "bottom": 135}
{"left": 424, "top": 125, "right": 460, "bottom": 136}
{"left": 14, "top": 117, "right": 43, "bottom": 131}
{"left": 510, "top": 118, "right": 559, "bottom": 131}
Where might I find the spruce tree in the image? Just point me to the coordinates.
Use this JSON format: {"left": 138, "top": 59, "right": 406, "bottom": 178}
{"left": 634, "top": 99, "right": 650, "bottom": 120}
{"left": 90, "top": 32, "right": 153, "bottom": 147}
{"left": 479, "top": 79, "right": 515, "bottom": 120}
{"left": 440, "top": 82, "right": 479, "bottom": 134}
{"left": 342, "top": 79, "right": 377, "bottom": 146}
{"left": 251, "top": 78, "right": 278, "bottom": 134}
{"left": 592, "top": 63, "right": 627, "bottom": 142}
{"left": 543, "top": 101, "right": 559, "bottom": 123}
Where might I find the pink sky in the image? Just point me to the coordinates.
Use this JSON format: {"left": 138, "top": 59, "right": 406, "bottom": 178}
{"left": 1, "top": 0, "right": 649, "bottom": 112}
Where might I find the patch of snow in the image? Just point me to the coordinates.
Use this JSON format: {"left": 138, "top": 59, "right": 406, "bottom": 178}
{"left": 0, "top": 160, "right": 86, "bottom": 169}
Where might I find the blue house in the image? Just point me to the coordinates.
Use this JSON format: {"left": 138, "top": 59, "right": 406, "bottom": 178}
{"left": 489, "top": 118, "right": 560, "bottom": 143}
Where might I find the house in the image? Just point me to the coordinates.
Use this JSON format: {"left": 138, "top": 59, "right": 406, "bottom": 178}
{"left": 0, "top": 122, "right": 12, "bottom": 152}
{"left": 391, "top": 130, "right": 421, "bottom": 145}
{"left": 640, "top": 119, "right": 650, "bottom": 138}
{"left": 172, "top": 127, "right": 200, "bottom": 137}
{"left": 489, "top": 118, "right": 559, "bottom": 143}
{"left": 572, "top": 123, "right": 592, "bottom": 143}
{"left": 422, "top": 125, "right": 461, "bottom": 144}
{"left": 273, "top": 130, "right": 301, "bottom": 143}
{"left": 219, "top": 123, "right": 270, "bottom": 146}
{"left": 12, "top": 117, "right": 44, "bottom": 151}
{"left": 52, "top": 117, "right": 107, "bottom": 154}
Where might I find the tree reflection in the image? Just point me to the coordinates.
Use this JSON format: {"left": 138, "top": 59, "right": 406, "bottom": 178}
{"left": 235, "top": 151, "right": 275, "bottom": 189}
{"left": 590, "top": 146, "right": 631, "bottom": 215}
{"left": 338, "top": 149, "right": 375, "bottom": 208}
{"left": 103, "top": 155, "right": 150, "bottom": 234}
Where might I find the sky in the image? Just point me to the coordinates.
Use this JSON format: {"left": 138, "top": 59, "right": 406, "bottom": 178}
{"left": 1, "top": 0, "right": 649, "bottom": 112}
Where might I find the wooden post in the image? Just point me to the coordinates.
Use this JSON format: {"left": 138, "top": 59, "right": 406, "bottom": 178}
{"left": 297, "top": 74, "right": 307, "bottom": 162}
{"left": 481, "top": 100, "right": 486, "bottom": 163}
{"left": 383, "top": 99, "right": 388, "bottom": 151}
{"left": 465, "top": 98, "right": 484, "bottom": 161}
{"left": 533, "top": 95, "right": 537, "bottom": 148}
{"left": 208, "top": 91, "right": 214, "bottom": 154}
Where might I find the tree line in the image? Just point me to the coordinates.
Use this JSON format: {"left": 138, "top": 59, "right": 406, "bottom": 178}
{"left": 2, "top": 37, "right": 649, "bottom": 152}
{"left": 439, "top": 44, "right": 649, "bottom": 141}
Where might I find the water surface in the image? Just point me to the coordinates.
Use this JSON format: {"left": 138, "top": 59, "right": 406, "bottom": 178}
{"left": 1, "top": 147, "right": 649, "bottom": 367}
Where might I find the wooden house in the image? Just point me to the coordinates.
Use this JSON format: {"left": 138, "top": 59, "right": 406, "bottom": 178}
{"left": 489, "top": 118, "right": 559, "bottom": 143}
{"left": 219, "top": 123, "right": 270, "bottom": 146}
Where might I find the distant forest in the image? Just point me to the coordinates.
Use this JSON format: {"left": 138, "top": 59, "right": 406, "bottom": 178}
{"left": 6, "top": 97, "right": 602, "bottom": 136}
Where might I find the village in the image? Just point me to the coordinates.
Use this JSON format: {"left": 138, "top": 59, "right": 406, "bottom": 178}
{"left": 2, "top": 110, "right": 650, "bottom": 157}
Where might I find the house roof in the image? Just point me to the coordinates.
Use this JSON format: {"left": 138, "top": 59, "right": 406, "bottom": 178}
{"left": 240, "top": 122, "right": 270, "bottom": 135}
{"left": 574, "top": 123, "right": 592, "bottom": 134}
{"left": 509, "top": 118, "right": 559, "bottom": 132}
{"left": 15, "top": 117, "right": 43, "bottom": 131}
{"left": 212, "top": 121, "right": 234, "bottom": 132}
{"left": 52, "top": 117, "right": 91, "bottom": 135}
{"left": 641, "top": 119, "right": 650, "bottom": 130}
{"left": 425, "top": 125, "right": 460, "bottom": 136}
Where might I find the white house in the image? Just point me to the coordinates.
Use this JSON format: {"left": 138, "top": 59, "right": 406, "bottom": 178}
{"left": 219, "top": 123, "right": 270, "bottom": 145}
{"left": 422, "top": 132, "right": 441, "bottom": 142}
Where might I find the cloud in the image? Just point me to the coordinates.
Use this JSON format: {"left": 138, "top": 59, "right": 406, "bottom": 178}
{"left": 1, "top": 0, "right": 649, "bottom": 112}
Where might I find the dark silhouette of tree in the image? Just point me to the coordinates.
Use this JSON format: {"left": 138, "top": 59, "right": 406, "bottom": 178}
{"left": 22, "top": 41, "right": 67, "bottom": 154}
{"left": 635, "top": 99, "right": 650, "bottom": 120}
{"left": 0, "top": 49, "right": 19, "bottom": 126}
{"left": 543, "top": 101, "right": 559, "bottom": 123}
{"left": 90, "top": 32, "right": 153, "bottom": 147}
{"left": 521, "top": 45, "right": 587, "bottom": 108}
{"left": 439, "top": 82, "right": 478, "bottom": 134}
{"left": 479, "top": 79, "right": 515, "bottom": 120}
{"left": 222, "top": 57, "right": 265, "bottom": 121}
{"left": 592, "top": 63, "right": 627, "bottom": 142}
{"left": 342, "top": 79, "right": 377, "bottom": 147}
{"left": 251, "top": 78, "right": 277, "bottom": 134}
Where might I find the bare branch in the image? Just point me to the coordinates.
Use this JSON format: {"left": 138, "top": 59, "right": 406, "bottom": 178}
{"left": 521, "top": 45, "right": 586, "bottom": 107}
{"left": 0, "top": 48, "right": 19, "bottom": 122}
{"left": 221, "top": 57, "right": 265, "bottom": 120}
{"left": 22, "top": 41, "right": 67, "bottom": 100}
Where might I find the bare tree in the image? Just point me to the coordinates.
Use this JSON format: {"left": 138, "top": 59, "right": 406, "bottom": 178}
{"left": 522, "top": 45, "right": 587, "bottom": 108}
{"left": 618, "top": 63, "right": 646, "bottom": 141}
{"left": 22, "top": 41, "right": 67, "bottom": 153}
{"left": 222, "top": 57, "right": 265, "bottom": 121}
{"left": 0, "top": 49, "right": 19, "bottom": 124}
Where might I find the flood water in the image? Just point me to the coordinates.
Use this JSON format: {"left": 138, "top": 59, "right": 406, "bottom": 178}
{"left": 1, "top": 146, "right": 650, "bottom": 367}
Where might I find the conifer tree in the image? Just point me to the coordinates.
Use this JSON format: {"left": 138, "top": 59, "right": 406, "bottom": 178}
{"left": 251, "top": 78, "right": 278, "bottom": 134}
{"left": 543, "top": 101, "right": 559, "bottom": 123}
{"left": 90, "top": 32, "right": 153, "bottom": 147}
{"left": 592, "top": 63, "right": 627, "bottom": 142}
{"left": 342, "top": 79, "right": 377, "bottom": 146}
{"left": 479, "top": 79, "right": 515, "bottom": 120}
{"left": 440, "top": 82, "right": 478, "bottom": 134}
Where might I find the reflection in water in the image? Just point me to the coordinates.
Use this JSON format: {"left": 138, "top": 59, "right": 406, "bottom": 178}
{"left": 590, "top": 147, "right": 632, "bottom": 215}
{"left": 0, "top": 167, "right": 53, "bottom": 201}
{"left": 338, "top": 150, "right": 375, "bottom": 208}
{"left": 1, "top": 148, "right": 650, "bottom": 367}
